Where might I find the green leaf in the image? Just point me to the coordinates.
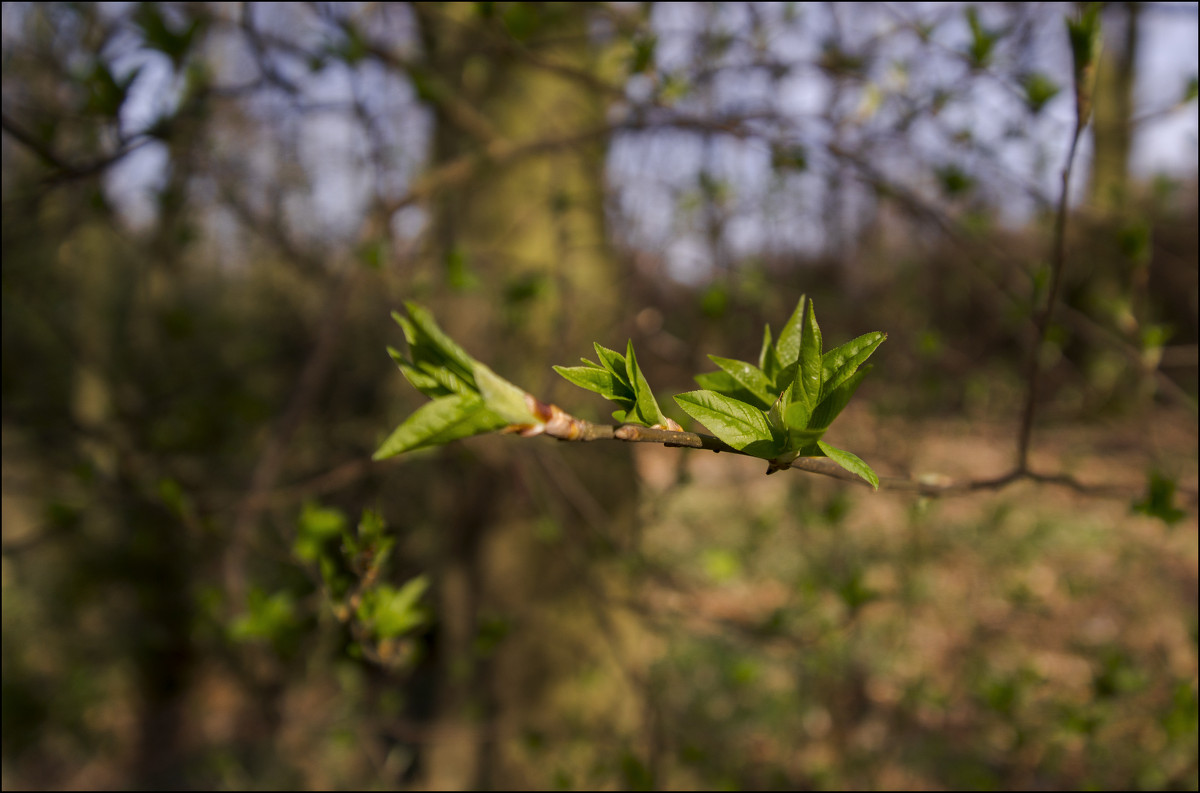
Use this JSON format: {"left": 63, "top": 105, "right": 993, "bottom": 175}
{"left": 758, "top": 324, "right": 782, "bottom": 384}
{"left": 416, "top": 360, "right": 475, "bottom": 397}
{"left": 775, "top": 296, "right": 807, "bottom": 369}
{"left": 693, "top": 370, "right": 757, "bottom": 404}
{"left": 553, "top": 365, "right": 633, "bottom": 405}
{"left": 789, "top": 299, "right": 823, "bottom": 426}
{"left": 810, "top": 366, "right": 870, "bottom": 430}
{"left": 626, "top": 340, "right": 664, "bottom": 426}
{"left": 820, "top": 331, "right": 886, "bottom": 401}
{"left": 708, "top": 355, "right": 775, "bottom": 409}
{"left": 593, "top": 342, "right": 630, "bottom": 385}
{"left": 817, "top": 441, "right": 879, "bottom": 490}
{"left": 403, "top": 301, "right": 478, "bottom": 386}
{"left": 474, "top": 362, "right": 538, "bottom": 425}
{"left": 373, "top": 394, "right": 507, "bottom": 459}
{"left": 674, "top": 390, "right": 776, "bottom": 454}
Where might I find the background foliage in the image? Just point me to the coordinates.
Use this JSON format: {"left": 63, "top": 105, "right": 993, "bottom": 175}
{"left": 2, "top": 2, "right": 1196, "bottom": 790}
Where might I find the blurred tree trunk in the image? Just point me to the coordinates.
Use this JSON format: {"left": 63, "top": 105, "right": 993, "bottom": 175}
{"left": 411, "top": 5, "right": 625, "bottom": 789}
{"left": 1088, "top": 2, "right": 1140, "bottom": 214}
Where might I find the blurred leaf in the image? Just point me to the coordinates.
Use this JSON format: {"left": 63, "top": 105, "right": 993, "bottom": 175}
{"left": 84, "top": 62, "right": 130, "bottom": 118}
{"left": 674, "top": 390, "right": 775, "bottom": 453}
{"left": 294, "top": 501, "right": 347, "bottom": 562}
{"left": 503, "top": 272, "right": 546, "bottom": 306}
{"left": 700, "top": 284, "right": 728, "bottom": 318}
{"left": 1131, "top": 471, "right": 1185, "bottom": 526}
{"left": 964, "top": 7, "right": 998, "bottom": 69}
{"left": 1116, "top": 220, "right": 1152, "bottom": 266}
{"left": 1066, "top": 4, "right": 1103, "bottom": 122}
{"left": 1021, "top": 71, "right": 1061, "bottom": 115}
{"left": 630, "top": 33, "right": 657, "bottom": 74}
{"left": 360, "top": 575, "right": 429, "bottom": 639}
{"left": 771, "top": 144, "right": 808, "bottom": 172}
{"left": 702, "top": 549, "right": 741, "bottom": 583}
{"left": 817, "top": 441, "right": 879, "bottom": 489}
{"left": 230, "top": 588, "right": 297, "bottom": 642}
{"left": 445, "top": 246, "right": 479, "bottom": 290}
{"left": 502, "top": 3, "right": 540, "bottom": 41}
{"left": 133, "top": 3, "right": 200, "bottom": 70}
{"left": 936, "top": 164, "right": 975, "bottom": 197}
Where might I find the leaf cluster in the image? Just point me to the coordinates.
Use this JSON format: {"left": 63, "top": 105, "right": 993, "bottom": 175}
{"left": 373, "top": 302, "right": 541, "bottom": 459}
{"left": 677, "top": 297, "right": 884, "bottom": 486}
{"left": 553, "top": 341, "right": 677, "bottom": 429}
{"left": 375, "top": 299, "right": 885, "bottom": 487}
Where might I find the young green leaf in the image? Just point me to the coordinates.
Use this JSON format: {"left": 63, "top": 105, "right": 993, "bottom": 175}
{"left": 775, "top": 295, "right": 807, "bottom": 369}
{"left": 417, "top": 360, "right": 476, "bottom": 396}
{"left": 758, "top": 325, "right": 782, "bottom": 384}
{"left": 810, "top": 366, "right": 871, "bottom": 429}
{"left": 373, "top": 395, "right": 507, "bottom": 459}
{"left": 817, "top": 441, "right": 880, "bottom": 490}
{"left": 820, "top": 332, "right": 886, "bottom": 401}
{"left": 789, "top": 298, "right": 824, "bottom": 425}
{"left": 593, "top": 342, "right": 630, "bottom": 386}
{"left": 626, "top": 340, "right": 665, "bottom": 426}
{"left": 403, "top": 301, "right": 479, "bottom": 385}
{"left": 473, "top": 362, "right": 539, "bottom": 425}
{"left": 708, "top": 355, "right": 776, "bottom": 409}
{"left": 674, "top": 390, "right": 776, "bottom": 453}
{"left": 553, "top": 365, "right": 633, "bottom": 405}
{"left": 389, "top": 346, "right": 449, "bottom": 398}
{"left": 693, "top": 370, "right": 759, "bottom": 405}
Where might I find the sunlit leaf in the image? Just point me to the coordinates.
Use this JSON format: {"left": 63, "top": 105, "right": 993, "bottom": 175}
{"left": 775, "top": 295, "right": 807, "bottom": 369}
{"left": 373, "top": 394, "right": 507, "bottom": 459}
{"left": 821, "top": 332, "right": 886, "bottom": 400}
{"left": 626, "top": 340, "right": 664, "bottom": 426}
{"left": 708, "top": 355, "right": 775, "bottom": 409}
{"left": 593, "top": 342, "right": 630, "bottom": 385}
{"left": 553, "top": 365, "right": 629, "bottom": 403}
{"left": 674, "top": 390, "right": 775, "bottom": 453}
{"left": 810, "top": 366, "right": 870, "bottom": 430}
{"left": 817, "top": 441, "right": 880, "bottom": 489}
{"left": 403, "top": 301, "right": 478, "bottom": 385}
{"left": 790, "top": 298, "right": 823, "bottom": 423}
{"left": 474, "top": 362, "right": 538, "bottom": 425}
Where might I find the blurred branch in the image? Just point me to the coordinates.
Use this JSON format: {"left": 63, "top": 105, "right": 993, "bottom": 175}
{"left": 1, "top": 111, "right": 154, "bottom": 183}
